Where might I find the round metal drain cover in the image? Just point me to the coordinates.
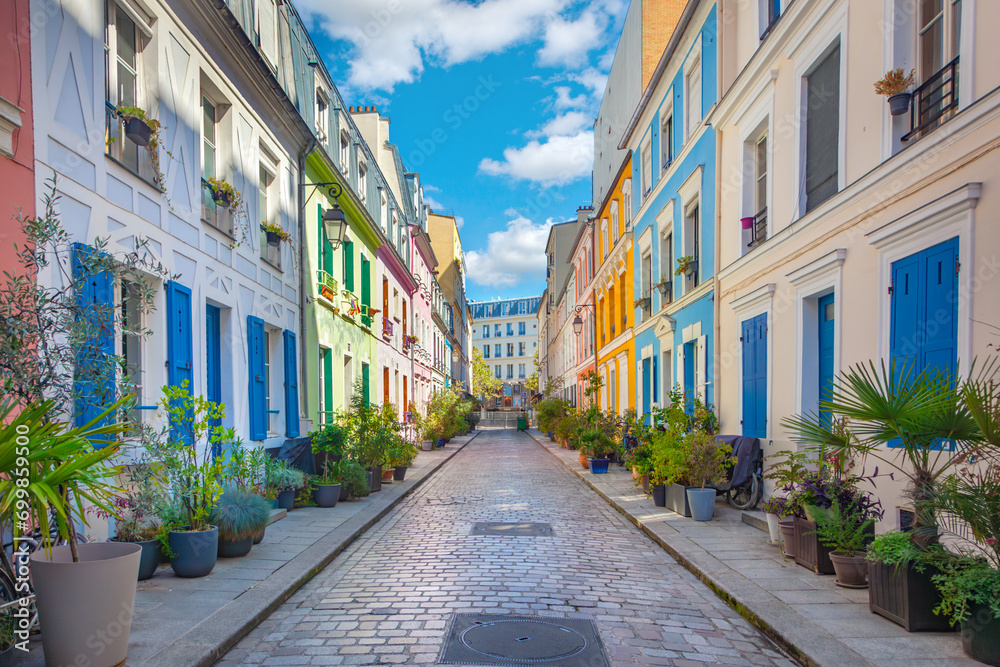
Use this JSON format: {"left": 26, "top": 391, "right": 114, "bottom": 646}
{"left": 460, "top": 618, "right": 589, "bottom": 662}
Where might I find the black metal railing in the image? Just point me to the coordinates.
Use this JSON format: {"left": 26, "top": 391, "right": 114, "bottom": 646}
{"left": 903, "top": 58, "right": 959, "bottom": 142}
{"left": 748, "top": 207, "right": 768, "bottom": 249}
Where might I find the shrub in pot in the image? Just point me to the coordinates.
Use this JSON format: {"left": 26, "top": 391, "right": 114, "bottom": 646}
{"left": 685, "top": 432, "right": 730, "bottom": 521}
{"left": 211, "top": 488, "right": 271, "bottom": 558}
{"left": 339, "top": 460, "right": 371, "bottom": 499}
{"left": 3, "top": 399, "right": 143, "bottom": 667}
{"left": 268, "top": 459, "right": 305, "bottom": 510}
{"left": 313, "top": 460, "right": 343, "bottom": 507}
{"left": 309, "top": 421, "right": 345, "bottom": 474}
{"left": 866, "top": 531, "right": 951, "bottom": 631}
{"left": 386, "top": 436, "right": 417, "bottom": 482}
{"left": 810, "top": 497, "right": 878, "bottom": 588}
{"left": 145, "top": 384, "right": 229, "bottom": 578}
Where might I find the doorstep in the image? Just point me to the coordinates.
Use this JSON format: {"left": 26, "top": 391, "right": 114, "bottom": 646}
{"left": 526, "top": 430, "right": 973, "bottom": 667}
{"left": 22, "top": 431, "right": 481, "bottom": 667}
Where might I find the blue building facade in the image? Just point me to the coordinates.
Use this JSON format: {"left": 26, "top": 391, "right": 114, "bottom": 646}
{"left": 627, "top": 2, "right": 718, "bottom": 419}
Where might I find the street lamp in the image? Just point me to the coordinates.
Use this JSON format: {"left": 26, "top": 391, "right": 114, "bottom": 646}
{"left": 572, "top": 314, "right": 584, "bottom": 335}
{"left": 306, "top": 181, "right": 348, "bottom": 249}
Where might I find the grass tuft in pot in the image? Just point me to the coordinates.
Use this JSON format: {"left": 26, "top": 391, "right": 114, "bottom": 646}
{"left": 212, "top": 488, "right": 272, "bottom": 541}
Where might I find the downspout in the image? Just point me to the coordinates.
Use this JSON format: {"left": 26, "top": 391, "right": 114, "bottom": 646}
{"left": 299, "top": 138, "right": 317, "bottom": 424}
{"left": 713, "top": 110, "right": 722, "bottom": 429}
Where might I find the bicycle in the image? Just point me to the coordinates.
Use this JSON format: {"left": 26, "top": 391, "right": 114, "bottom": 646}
{"left": 713, "top": 435, "right": 764, "bottom": 511}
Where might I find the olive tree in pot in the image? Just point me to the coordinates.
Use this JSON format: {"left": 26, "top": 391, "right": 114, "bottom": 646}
{"left": 1, "top": 399, "right": 143, "bottom": 667}
{"left": 685, "top": 433, "right": 731, "bottom": 521}
{"left": 92, "top": 457, "right": 166, "bottom": 581}
{"left": 146, "top": 384, "right": 228, "bottom": 578}
{"left": 211, "top": 488, "right": 272, "bottom": 558}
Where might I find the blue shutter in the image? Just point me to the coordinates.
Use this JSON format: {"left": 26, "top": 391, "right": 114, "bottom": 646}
{"left": 206, "top": 305, "right": 222, "bottom": 456}
{"left": 283, "top": 329, "right": 299, "bottom": 437}
{"left": 891, "top": 238, "right": 959, "bottom": 377}
{"left": 741, "top": 314, "right": 767, "bottom": 438}
{"left": 818, "top": 294, "right": 836, "bottom": 427}
{"left": 641, "top": 358, "right": 651, "bottom": 419}
{"left": 247, "top": 316, "right": 267, "bottom": 440}
{"left": 166, "top": 281, "right": 194, "bottom": 444}
{"left": 72, "top": 244, "right": 115, "bottom": 429}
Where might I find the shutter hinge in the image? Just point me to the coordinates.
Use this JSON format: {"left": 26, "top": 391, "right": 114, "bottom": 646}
{"left": 956, "top": 259, "right": 961, "bottom": 276}
{"left": 888, "top": 285, "right": 893, "bottom": 297}
{"left": 739, "top": 336, "right": 743, "bottom": 342}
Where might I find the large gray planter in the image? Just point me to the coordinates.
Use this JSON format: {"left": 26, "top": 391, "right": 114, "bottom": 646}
{"left": 134, "top": 538, "right": 162, "bottom": 580}
{"left": 686, "top": 488, "right": 716, "bottom": 521}
{"left": 313, "top": 483, "right": 342, "bottom": 508}
{"left": 666, "top": 483, "right": 698, "bottom": 517}
{"left": 30, "top": 542, "right": 141, "bottom": 667}
{"left": 217, "top": 535, "right": 253, "bottom": 558}
{"left": 168, "top": 526, "right": 218, "bottom": 578}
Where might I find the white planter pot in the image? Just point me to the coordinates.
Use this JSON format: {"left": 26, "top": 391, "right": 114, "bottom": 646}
{"left": 766, "top": 512, "right": 782, "bottom": 545}
{"left": 30, "top": 542, "right": 141, "bottom": 667}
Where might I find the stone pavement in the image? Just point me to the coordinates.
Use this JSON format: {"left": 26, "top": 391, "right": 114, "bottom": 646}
{"left": 19, "top": 433, "right": 478, "bottom": 667}
{"left": 529, "top": 431, "right": 975, "bottom": 667}
{"left": 219, "top": 429, "right": 797, "bottom": 666}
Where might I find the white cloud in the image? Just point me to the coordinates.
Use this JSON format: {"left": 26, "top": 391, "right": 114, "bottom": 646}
{"left": 553, "top": 85, "right": 589, "bottom": 111}
{"left": 537, "top": 10, "right": 604, "bottom": 68}
{"left": 526, "top": 111, "right": 591, "bottom": 139}
{"left": 455, "top": 216, "right": 465, "bottom": 229}
{"left": 298, "top": 0, "right": 570, "bottom": 91}
{"left": 423, "top": 194, "right": 445, "bottom": 210}
{"left": 466, "top": 215, "right": 553, "bottom": 288}
{"left": 479, "top": 130, "right": 593, "bottom": 186}
{"left": 570, "top": 67, "right": 609, "bottom": 99}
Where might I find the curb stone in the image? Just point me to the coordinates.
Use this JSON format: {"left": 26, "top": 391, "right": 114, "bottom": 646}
{"left": 525, "top": 429, "right": 874, "bottom": 667}
{"left": 143, "top": 431, "right": 481, "bottom": 667}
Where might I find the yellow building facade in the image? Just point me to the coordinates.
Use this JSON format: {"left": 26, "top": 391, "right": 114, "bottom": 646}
{"left": 594, "top": 156, "right": 636, "bottom": 414}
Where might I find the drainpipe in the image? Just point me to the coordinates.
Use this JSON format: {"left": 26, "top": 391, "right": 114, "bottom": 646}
{"left": 713, "top": 114, "right": 722, "bottom": 429}
{"left": 299, "top": 138, "right": 317, "bottom": 424}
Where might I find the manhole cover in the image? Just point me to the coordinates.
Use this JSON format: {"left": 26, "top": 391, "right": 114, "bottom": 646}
{"left": 440, "top": 614, "right": 609, "bottom": 665}
{"left": 472, "top": 522, "right": 554, "bottom": 537}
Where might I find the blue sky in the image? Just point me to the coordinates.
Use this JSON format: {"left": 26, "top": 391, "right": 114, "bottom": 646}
{"left": 293, "top": 0, "right": 628, "bottom": 301}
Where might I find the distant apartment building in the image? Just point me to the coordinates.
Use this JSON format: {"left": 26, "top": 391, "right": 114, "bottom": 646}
{"left": 470, "top": 296, "right": 542, "bottom": 409}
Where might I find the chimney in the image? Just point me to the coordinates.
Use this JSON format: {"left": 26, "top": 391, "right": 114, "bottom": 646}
{"left": 576, "top": 205, "right": 593, "bottom": 224}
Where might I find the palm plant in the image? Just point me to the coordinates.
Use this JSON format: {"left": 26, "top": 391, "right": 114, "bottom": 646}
{"left": 783, "top": 359, "right": 986, "bottom": 545}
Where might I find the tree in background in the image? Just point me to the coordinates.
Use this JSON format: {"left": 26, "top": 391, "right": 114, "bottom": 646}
{"left": 471, "top": 347, "right": 503, "bottom": 405}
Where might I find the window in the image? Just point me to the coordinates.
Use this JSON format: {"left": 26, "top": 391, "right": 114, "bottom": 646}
{"left": 259, "top": 164, "right": 280, "bottom": 268}
{"left": 660, "top": 231, "right": 673, "bottom": 304}
{"left": 263, "top": 331, "right": 272, "bottom": 433}
{"left": 760, "top": 0, "right": 781, "bottom": 39}
{"left": 507, "top": 323, "right": 513, "bottom": 336}
{"left": 379, "top": 191, "right": 388, "bottom": 233}
{"left": 203, "top": 98, "right": 217, "bottom": 182}
{"left": 484, "top": 326, "right": 490, "bottom": 339}
{"left": 661, "top": 110, "right": 674, "bottom": 170}
{"left": 641, "top": 144, "right": 652, "bottom": 195}
{"left": 641, "top": 251, "right": 652, "bottom": 302}
{"left": 340, "top": 131, "right": 350, "bottom": 176}
{"left": 315, "top": 89, "right": 329, "bottom": 145}
{"left": 507, "top": 364, "right": 514, "bottom": 379}
{"left": 105, "top": 3, "right": 153, "bottom": 180}
{"left": 519, "top": 321, "right": 526, "bottom": 335}
{"left": 518, "top": 342, "right": 526, "bottom": 356}
{"left": 619, "top": 278, "right": 627, "bottom": 327}
{"left": 684, "top": 202, "right": 700, "bottom": 291}
{"left": 358, "top": 160, "right": 367, "bottom": 204}
{"left": 518, "top": 363, "right": 526, "bottom": 379}
{"left": 507, "top": 343, "right": 514, "bottom": 357}
{"left": 494, "top": 344, "right": 501, "bottom": 358}
{"left": 256, "top": 0, "right": 278, "bottom": 69}
{"left": 602, "top": 219, "right": 609, "bottom": 259}
{"left": 747, "top": 133, "right": 768, "bottom": 250}
{"left": 609, "top": 286, "right": 616, "bottom": 335}
{"left": 121, "top": 280, "right": 142, "bottom": 428}
{"left": 484, "top": 345, "right": 490, "bottom": 359}
{"left": 495, "top": 324, "right": 501, "bottom": 337}
{"left": 685, "top": 54, "right": 703, "bottom": 139}
{"left": 611, "top": 201, "right": 619, "bottom": 242}
{"left": 805, "top": 44, "right": 841, "bottom": 213}
{"left": 919, "top": 0, "right": 961, "bottom": 83}
{"left": 201, "top": 95, "right": 232, "bottom": 234}
{"left": 495, "top": 365, "right": 501, "bottom": 379}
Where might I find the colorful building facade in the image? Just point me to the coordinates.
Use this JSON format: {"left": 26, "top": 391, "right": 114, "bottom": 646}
{"left": 0, "top": 0, "right": 33, "bottom": 274}
{"left": 470, "top": 297, "right": 542, "bottom": 409}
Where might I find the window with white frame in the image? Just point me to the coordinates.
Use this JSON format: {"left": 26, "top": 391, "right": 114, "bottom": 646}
{"left": 379, "top": 190, "right": 388, "bottom": 233}
{"left": 315, "top": 88, "right": 329, "bottom": 145}
{"left": 358, "top": 160, "right": 367, "bottom": 204}
{"left": 683, "top": 200, "right": 700, "bottom": 292}
{"left": 120, "top": 279, "right": 143, "bottom": 429}
{"left": 259, "top": 162, "right": 281, "bottom": 268}
{"left": 685, "top": 51, "right": 703, "bottom": 140}
{"left": 256, "top": 0, "right": 278, "bottom": 69}
{"left": 611, "top": 200, "right": 619, "bottom": 242}
{"left": 661, "top": 105, "right": 675, "bottom": 169}
{"left": 340, "top": 130, "right": 350, "bottom": 176}
{"left": 918, "top": 0, "right": 961, "bottom": 83}
{"left": 203, "top": 97, "right": 218, "bottom": 182}
{"left": 641, "top": 143, "right": 652, "bottom": 196}
{"left": 744, "top": 128, "right": 769, "bottom": 252}
{"left": 602, "top": 218, "right": 609, "bottom": 259}
{"left": 105, "top": 2, "right": 153, "bottom": 180}
{"left": 622, "top": 179, "right": 632, "bottom": 229}
{"left": 804, "top": 43, "right": 841, "bottom": 214}
{"left": 759, "top": 0, "right": 781, "bottom": 39}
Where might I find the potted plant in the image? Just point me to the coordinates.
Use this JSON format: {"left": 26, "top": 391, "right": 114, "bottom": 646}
{"left": 810, "top": 497, "right": 877, "bottom": 588}
{"left": 206, "top": 176, "right": 240, "bottom": 210}
{"left": 760, "top": 496, "right": 791, "bottom": 547}
{"left": 211, "top": 487, "right": 272, "bottom": 558}
{"left": 313, "top": 460, "right": 343, "bottom": 507}
{"left": 579, "top": 428, "right": 615, "bottom": 474}
{"left": 866, "top": 531, "right": 950, "bottom": 631}
{"left": 310, "top": 422, "right": 345, "bottom": 474}
{"left": 145, "top": 384, "right": 229, "bottom": 579}
{"left": 339, "top": 460, "right": 371, "bottom": 500}
{"left": 656, "top": 275, "right": 672, "bottom": 296}
{"left": 874, "top": 68, "right": 916, "bottom": 116}
{"left": 685, "top": 432, "right": 731, "bottom": 521}
{"left": 3, "top": 399, "right": 143, "bottom": 667}
{"left": 634, "top": 296, "right": 651, "bottom": 310}
{"left": 268, "top": 459, "right": 305, "bottom": 510}
{"left": 261, "top": 220, "right": 292, "bottom": 247}
{"left": 116, "top": 106, "right": 171, "bottom": 194}
{"left": 387, "top": 437, "right": 418, "bottom": 481}
{"left": 675, "top": 255, "right": 697, "bottom": 277}
{"left": 95, "top": 458, "right": 165, "bottom": 581}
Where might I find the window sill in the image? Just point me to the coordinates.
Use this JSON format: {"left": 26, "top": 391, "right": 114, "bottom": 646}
{"left": 105, "top": 153, "right": 161, "bottom": 194}
{"left": 261, "top": 257, "right": 283, "bottom": 273}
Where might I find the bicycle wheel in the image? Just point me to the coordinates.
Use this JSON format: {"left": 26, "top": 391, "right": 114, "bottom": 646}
{"left": 726, "top": 473, "right": 762, "bottom": 510}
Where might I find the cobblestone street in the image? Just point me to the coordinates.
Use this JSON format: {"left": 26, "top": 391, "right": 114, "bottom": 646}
{"left": 219, "top": 431, "right": 797, "bottom": 666}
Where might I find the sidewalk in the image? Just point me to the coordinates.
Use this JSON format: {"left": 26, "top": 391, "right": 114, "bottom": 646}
{"left": 22, "top": 432, "right": 479, "bottom": 667}
{"left": 527, "top": 430, "right": 975, "bottom": 667}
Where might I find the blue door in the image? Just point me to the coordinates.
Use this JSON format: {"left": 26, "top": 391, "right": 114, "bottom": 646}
{"left": 818, "top": 293, "right": 835, "bottom": 425}
{"left": 206, "top": 305, "right": 222, "bottom": 456}
{"left": 72, "top": 244, "right": 114, "bottom": 429}
{"left": 890, "top": 238, "right": 958, "bottom": 377}
{"left": 247, "top": 316, "right": 267, "bottom": 441}
{"left": 741, "top": 313, "right": 767, "bottom": 438}
{"left": 283, "top": 330, "right": 300, "bottom": 437}
{"left": 166, "top": 281, "right": 194, "bottom": 444}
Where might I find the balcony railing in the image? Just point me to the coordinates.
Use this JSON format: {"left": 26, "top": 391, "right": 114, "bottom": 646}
{"left": 317, "top": 271, "right": 338, "bottom": 300}
{"left": 382, "top": 318, "right": 394, "bottom": 338}
{"left": 748, "top": 207, "right": 768, "bottom": 249}
{"left": 903, "top": 58, "right": 959, "bottom": 142}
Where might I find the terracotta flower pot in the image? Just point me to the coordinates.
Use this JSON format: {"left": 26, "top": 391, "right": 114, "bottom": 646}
{"left": 579, "top": 453, "right": 589, "bottom": 469}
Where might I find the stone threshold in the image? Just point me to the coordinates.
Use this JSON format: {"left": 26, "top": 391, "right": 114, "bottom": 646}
{"left": 527, "top": 430, "right": 973, "bottom": 667}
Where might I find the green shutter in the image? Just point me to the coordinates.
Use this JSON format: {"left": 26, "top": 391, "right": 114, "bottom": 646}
{"left": 323, "top": 348, "right": 334, "bottom": 421}
{"left": 343, "top": 240, "right": 354, "bottom": 292}
{"left": 361, "top": 363, "right": 370, "bottom": 407}
{"left": 360, "top": 255, "right": 370, "bottom": 307}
